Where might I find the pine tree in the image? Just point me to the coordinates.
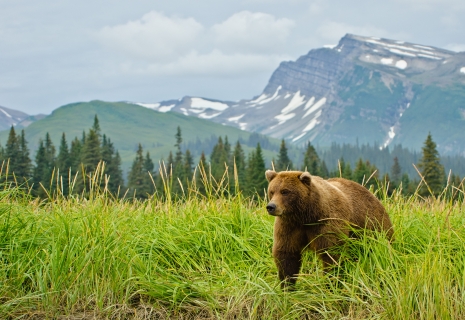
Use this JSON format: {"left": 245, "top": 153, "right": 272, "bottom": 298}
{"left": 108, "top": 151, "right": 124, "bottom": 194}
{"left": 276, "top": 139, "right": 293, "bottom": 171}
{"left": 33, "top": 133, "right": 56, "bottom": 197}
{"left": 232, "top": 141, "right": 246, "bottom": 193}
{"left": 302, "top": 142, "right": 320, "bottom": 175}
{"left": 92, "top": 115, "right": 101, "bottom": 137}
{"left": 319, "top": 160, "right": 329, "bottom": 178}
{"left": 173, "top": 126, "right": 184, "bottom": 180}
{"left": 70, "top": 137, "right": 83, "bottom": 170}
{"left": 210, "top": 137, "right": 229, "bottom": 182}
{"left": 418, "top": 133, "right": 445, "bottom": 196}
{"left": 101, "top": 135, "right": 124, "bottom": 194}
{"left": 353, "top": 158, "right": 368, "bottom": 184}
{"left": 4, "top": 126, "right": 20, "bottom": 178}
{"left": 127, "top": 143, "right": 145, "bottom": 198}
{"left": 56, "top": 133, "right": 72, "bottom": 194}
{"left": 390, "top": 156, "right": 402, "bottom": 189}
{"left": 69, "top": 137, "right": 83, "bottom": 193}
{"left": 196, "top": 151, "right": 208, "bottom": 195}
{"left": 81, "top": 128, "right": 101, "bottom": 174}
{"left": 183, "top": 149, "right": 194, "bottom": 182}
{"left": 142, "top": 151, "right": 156, "bottom": 197}
{"left": 16, "top": 130, "right": 32, "bottom": 183}
{"left": 245, "top": 143, "right": 268, "bottom": 197}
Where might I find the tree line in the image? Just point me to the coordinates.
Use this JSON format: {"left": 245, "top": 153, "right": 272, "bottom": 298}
{"left": 0, "top": 115, "right": 462, "bottom": 199}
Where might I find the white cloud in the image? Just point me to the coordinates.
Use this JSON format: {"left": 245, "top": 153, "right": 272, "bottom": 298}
{"left": 96, "top": 10, "right": 294, "bottom": 76}
{"left": 316, "top": 21, "right": 409, "bottom": 44}
{"left": 392, "top": 0, "right": 465, "bottom": 10}
{"left": 97, "top": 11, "right": 204, "bottom": 62}
{"left": 212, "top": 11, "right": 295, "bottom": 54}
{"left": 120, "top": 50, "right": 289, "bottom": 77}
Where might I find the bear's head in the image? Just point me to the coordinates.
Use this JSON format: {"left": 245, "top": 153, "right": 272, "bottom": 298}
{"left": 265, "top": 170, "right": 312, "bottom": 218}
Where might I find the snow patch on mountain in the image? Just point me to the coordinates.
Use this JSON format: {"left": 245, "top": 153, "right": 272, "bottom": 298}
{"left": 199, "top": 112, "right": 221, "bottom": 119}
{"left": 460, "top": 67, "right": 465, "bottom": 74}
{"left": 396, "top": 60, "right": 408, "bottom": 69}
{"left": 248, "top": 86, "right": 282, "bottom": 106}
{"left": 281, "top": 91, "right": 305, "bottom": 114}
{"left": 303, "top": 110, "right": 323, "bottom": 132}
{"left": 158, "top": 105, "right": 174, "bottom": 112}
{"left": 304, "top": 97, "right": 315, "bottom": 110}
{"left": 275, "top": 113, "right": 296, "bottom": 125}
{"left": 382, "top": 126, "right": 396, "bottom": 149}
{"left": 0, "top": 108, "right": 12, "bottom": 118}
{"left": 228, "top": 114, "right": 245, "bottom": 122}
{"left": 303, "top": 97, "right": 326, "bottom": 118}
{"left": 191, "top": 98, "right": 229, "bottom": 111}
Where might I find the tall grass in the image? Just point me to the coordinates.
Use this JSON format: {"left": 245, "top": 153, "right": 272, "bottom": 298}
{"left": 1, "top": 164, "right": 465, "bottom": 319}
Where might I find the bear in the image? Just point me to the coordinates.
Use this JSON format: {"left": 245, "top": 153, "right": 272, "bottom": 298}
{"left": 265, "top": 170, "right": 394, "bottom": 288}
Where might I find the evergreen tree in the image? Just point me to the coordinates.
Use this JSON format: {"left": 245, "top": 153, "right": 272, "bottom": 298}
{"left": 33, "top": 140, "right": 47, "bottom": 197}
{"left": 70, "top": 137, "right": 83, "bottom": 170}
{"left": 127, "top": 143, "right": 145, "bottom": 198}
{"left": 173, "top": 126, "right": 184, "bottom": 179}
{"left": 276, "top": 139, "right": 293, "bottom": 171}
{"left": 92, "top": 114, "right": 101, "bottom": 137}
{"left": 245, "top": 143, "right": 268, "bottom": 197}
{"left": 81, "top": 129, "right": 101, "bottom": 174}
{"left": 101, "top": 135, "right": 124, "bottom": 194}
{"left": 184, "top": 149, "right": 194, "bottom": 182}
{"left": 418, "top": 133, "right": 445, "bottom": 196}
{"left": 353, "top": 158, "right": 369, "bottom": 185}
{"left": 302, "top": 142, "right": 320, "bottom": 175}
{"left": 232, "top": 141, "right": 246, "bottom": 192}
{"left": 4, "top": 126, "right": 20, "bottom": 178}
{"left": 33, "top": 133, "right": 56, "bottom": 197}
{"left": 16, "top": 130, "right": 32, "bottom": 183}
{"left": 142, "top": 151, "right": 156, "bottom": 197}
{"left": 195, "top": 151, "right": 208, "bottom": 195}
{"left": 390, "top": 156, "right": 402, "bottom": 189}
{"left": 56, "top": 133, "right": 72, "bottom": 194}
{"left": 319, "top": 160, "right": 329, "bottom": 178}
{"left": 108, "top": 151, "right": 124, "bottom": 194}
{"left": 210, "top": 137, "right": 229, "bottom": 182}
{"left": 69, "top": 137, "right": 83, "bottom": 193}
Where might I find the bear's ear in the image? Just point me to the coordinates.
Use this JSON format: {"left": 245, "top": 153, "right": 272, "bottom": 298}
{"left": 265, "top": 170, "right": 277, "bottom": 182}
{"left": 299, "top": 172, "right": 312, "bottom": 186}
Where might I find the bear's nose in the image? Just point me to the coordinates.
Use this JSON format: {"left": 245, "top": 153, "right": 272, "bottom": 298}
{"left": 266, "top": 203, "right": 276, "bottom": 214}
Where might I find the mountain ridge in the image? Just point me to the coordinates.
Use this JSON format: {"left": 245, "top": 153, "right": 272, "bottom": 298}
{"left": 142, "top": 34, "right": 465, "bottom": 155}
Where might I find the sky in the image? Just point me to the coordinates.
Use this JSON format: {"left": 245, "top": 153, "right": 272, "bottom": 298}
{"left": 1, "top": 0, "right": 465, "bottom": 115}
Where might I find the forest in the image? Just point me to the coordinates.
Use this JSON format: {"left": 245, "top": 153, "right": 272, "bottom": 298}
{"left": 0, "top": 115, "right": 463, "bottom": 199}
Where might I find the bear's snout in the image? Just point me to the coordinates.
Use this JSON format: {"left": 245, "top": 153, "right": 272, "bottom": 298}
{"left": 266, "top": 202, "right": 279, "bottom": 216}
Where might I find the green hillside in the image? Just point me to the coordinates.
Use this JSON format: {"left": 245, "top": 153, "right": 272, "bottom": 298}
{"left": 395, "top": 84, "right": 465, "bottom": 152}
{"left": 0, "top": 100, "right": 280, "bottom": 172}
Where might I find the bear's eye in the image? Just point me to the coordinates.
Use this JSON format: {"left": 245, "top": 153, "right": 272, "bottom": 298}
{"left": 281, "top": 189, "right": 291, "bottom": 195}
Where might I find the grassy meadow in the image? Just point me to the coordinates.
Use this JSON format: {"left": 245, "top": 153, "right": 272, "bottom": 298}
{"left": 1, "top": 168, "right": 465, "bottom": 319}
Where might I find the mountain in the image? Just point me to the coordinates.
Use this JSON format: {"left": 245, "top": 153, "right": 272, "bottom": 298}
{"left": 0, "top": 106, "right": 46, "bottom": 131}
{"left": 143, "top": 34, "right": 465, "bottom": 155}
{"left": 0, "top": 101, "right": 282, "bottom": 172}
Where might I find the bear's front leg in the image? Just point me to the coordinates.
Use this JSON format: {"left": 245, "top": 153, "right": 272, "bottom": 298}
{"left": 273, "top": 251, "right": 302, "bottom": 288}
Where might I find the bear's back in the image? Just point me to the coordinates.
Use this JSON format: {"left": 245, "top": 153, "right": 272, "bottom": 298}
{"left": 327, "top": 178, "right": 393, "bottom": 238}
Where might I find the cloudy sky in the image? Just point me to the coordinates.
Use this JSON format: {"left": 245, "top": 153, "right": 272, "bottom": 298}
{"left": 1, "top": 0, "right": 464, "bottom": 115}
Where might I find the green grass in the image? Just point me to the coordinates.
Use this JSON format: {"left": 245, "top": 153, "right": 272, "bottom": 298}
{"left": 1, "top": 175, "right": 465, "bottom": 319}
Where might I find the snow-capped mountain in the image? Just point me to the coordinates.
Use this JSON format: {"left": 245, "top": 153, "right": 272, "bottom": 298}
{"left": 0, "top": 106, "right": 33, "bottom": 131}
{"left": 137, "top": 34, "right": 465, "bottom": 155}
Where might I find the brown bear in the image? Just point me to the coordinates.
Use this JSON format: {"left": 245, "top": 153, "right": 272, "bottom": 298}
{"left": 265, "top": 170, "right": 393, "bottom": 288}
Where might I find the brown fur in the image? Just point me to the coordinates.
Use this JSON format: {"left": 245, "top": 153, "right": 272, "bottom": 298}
{"left": 265, "top": 170, "right": 393, "bottom": 288}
